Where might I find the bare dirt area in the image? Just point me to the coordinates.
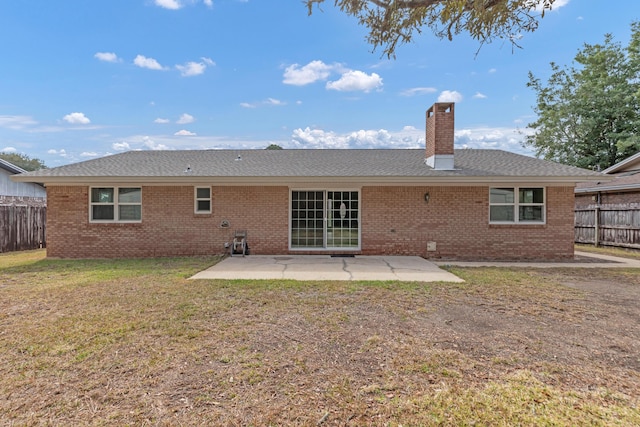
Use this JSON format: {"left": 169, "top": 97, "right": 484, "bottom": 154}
{"left": 0, "top": 253, "right": 639, "bottom": 425}
{"left": 434, "top": 268, "right": 640, "bottom": 390}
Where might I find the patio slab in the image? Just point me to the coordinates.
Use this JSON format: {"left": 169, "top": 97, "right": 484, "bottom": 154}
{"left": 189, "top": 255, "right": 465, "bottom": 282}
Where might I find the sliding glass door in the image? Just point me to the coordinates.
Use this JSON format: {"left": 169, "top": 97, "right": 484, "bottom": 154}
{"left": 290, "top": 190, "right": 360, "bottom": 250}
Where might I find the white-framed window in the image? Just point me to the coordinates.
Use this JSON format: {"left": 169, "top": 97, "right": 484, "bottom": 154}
{"left": 194, "top": 187, "right": 212, "bottom": 214}
{"left": 90, "top": 187, "right": 142, "bottom": 222}
{"left": 489, "top": 187, "right": 545, "bottom": 224}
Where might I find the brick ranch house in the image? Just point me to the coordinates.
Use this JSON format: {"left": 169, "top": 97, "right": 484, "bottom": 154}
{"left": 13, "top": 102, "right": 602, "bottom": 260}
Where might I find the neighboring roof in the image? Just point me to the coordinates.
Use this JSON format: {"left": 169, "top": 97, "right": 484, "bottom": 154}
{"left": 576, "top": 169, "right": 640, "bottom": 194}
{"left": 603, "top": 151, "right": 640, "bottom": 174}
{"left": 12, "top": 149, "right": 604, "bottom": 185}
{"left": 0, "top": 158, "right": 27, "bottom": 175}
{"left": 576, "top": 150, "right": 640, "bottom": 193}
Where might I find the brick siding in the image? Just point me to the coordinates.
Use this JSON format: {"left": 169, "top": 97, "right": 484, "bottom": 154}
{"left": 46, "top": 184, "right": 575, "bottom": 260}
{"left": 575, "top": 191, "right": 640, "bottom": 209}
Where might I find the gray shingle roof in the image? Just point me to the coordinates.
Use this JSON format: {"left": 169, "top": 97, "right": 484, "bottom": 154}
{"left": 13, "top": 149, "right": 603, "bottom": 183}
{"left": 576, "top": 170, "right": 640, "bottom": 193}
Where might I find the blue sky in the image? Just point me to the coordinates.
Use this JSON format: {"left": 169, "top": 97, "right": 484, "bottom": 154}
{"left": 0, "top": 1, "right": 637, "bottom": 167}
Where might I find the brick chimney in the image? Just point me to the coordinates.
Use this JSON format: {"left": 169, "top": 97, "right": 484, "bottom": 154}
{"left": 425, "top": 102, "right": 455, "bottom": 170}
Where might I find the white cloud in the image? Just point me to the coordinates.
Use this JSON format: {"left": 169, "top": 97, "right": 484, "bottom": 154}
{"left": 154, "top": 118, "right": 170, "bottom": 124}
{"left": 283, "top": 61, "right": 383, "bottom": 93}
{"left": 283, "top": 60, "right": 335, "bottom": 86}
{"left": 94, "top": 52, "right": 120, "bottom": 63}
{"left": 291, "top": 127, "right": 422, "bottom": 149}
{"left": 437, "top": 90, "right": 463, "bottom": 103}
{"left": 142, "top": 136, "right": 170, "bottom": 150}
{"left": 155, "top": 0, "right": 215, "bottom": 9}
{"left": 0, "top": 115, "right": 38, "bottom": 130}
{"left": 326, "top": 70, "right": 383, "bottom": 93}
{"left": 80, "top": 152, "right": 98, "bottom": 157}
{"left": 63, "top": 112, "right": 91, "bottom": 124}
{"left": 2, "top": 146, "right": 17, "bottom": 153}
{"left": 177, "top": 113, "right": 195, "bottom": 124}
{"left": 266, "top": 98, "right": 285, "bottom": 106}
{"left": 47, "top": 149, "right": 67, "bottom": 157}
{"left": 488, "top": 68, "right": 497, "bottom": 74}
{"left": 400, "top": 87, "right": 437, "bottom": 97}
{"left": 176, "top": 58, "right": 215, "bottom": 77}
{"left": 134, "top": 54, "right": 165, "bottom": 70}
{"left": 473, "top": 92, "right": 487, "bottom": 99}
{"left": 155, "top": 0, "right": 182, "bottom": 9}
{"left": 455, "top": 127, "right": 532, "bottom": 154}
{"left": 289, "top": 124, "right": 532, "bottom": 155}
{"left": 241, "top": 98, "right": 285, "bottom": 108}
{"left": 175, "top": 129, "right": 197, "bottom": 136}
{"left": 532, "top": 0, "right": 570, "bottom": 12}
{"left": 112, "top": 142, "right": 131, "bottom": 151}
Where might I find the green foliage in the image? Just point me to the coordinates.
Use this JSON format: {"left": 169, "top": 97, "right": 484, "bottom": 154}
{"left": 525, "top": 22, "right": 640, "bottom": 170}
{"left": 0, "top": 152, "right": 47, "bottom": 171}
{"left": 265, "top": 144, "right": 284, "bottom": 150}
{"left": 306, "top": 0, "right": 557, "bottom": 58}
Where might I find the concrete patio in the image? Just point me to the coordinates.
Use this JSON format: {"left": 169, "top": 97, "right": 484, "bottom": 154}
{"left": 189, "top": 255, "right": 465, "bottom": 282}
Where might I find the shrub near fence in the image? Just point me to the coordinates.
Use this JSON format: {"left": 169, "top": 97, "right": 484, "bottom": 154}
{"left": 575, "top": 205, "right": 640, "bottom": 249}
{"left": 0, "top": 205, "right": 46, "bottom": 253}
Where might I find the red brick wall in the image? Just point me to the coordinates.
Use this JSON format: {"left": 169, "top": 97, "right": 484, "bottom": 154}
{"left": 46, "top": 185, "right": 289, "bottom": 258}
{"left": 46, "top": 184, "right": 575, "bottom": 260}
{"left": 361, "top": 186, "right": 575, "bottom": 260}
{"left": 575, "top": 191, "right": 640, "bottom": 209}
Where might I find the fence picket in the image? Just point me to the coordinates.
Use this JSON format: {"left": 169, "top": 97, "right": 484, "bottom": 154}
{"left": 0, "top": 205, "right": 46, "bottom": 253}
{"left": 575, "top": 205, "right": 640, "bottom": 249}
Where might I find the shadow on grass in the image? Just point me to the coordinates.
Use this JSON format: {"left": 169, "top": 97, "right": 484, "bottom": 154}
{"left": 0, "top": 251, "right": 224, "bottom": 280}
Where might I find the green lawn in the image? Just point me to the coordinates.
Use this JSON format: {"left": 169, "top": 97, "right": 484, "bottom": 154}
{"left": 1, "top": 250, "right": 638, "bottom": 426}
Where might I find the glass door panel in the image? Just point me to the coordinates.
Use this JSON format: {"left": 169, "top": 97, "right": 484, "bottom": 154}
{"left": 291, "top": 191, "right": 324, "bottom": 248}
{"left": 291, "top": 190, "right": 359, "bottom": 249}
{"left": 326, "top": 191, "right": 359, "bottom": 248}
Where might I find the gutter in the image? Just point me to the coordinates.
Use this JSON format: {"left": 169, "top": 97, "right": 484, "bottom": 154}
{"left": 12, "top": 174, "right": 606, "bottom": 187}
{"left": 575, "top": 183, "right": 640, "bottom": 194}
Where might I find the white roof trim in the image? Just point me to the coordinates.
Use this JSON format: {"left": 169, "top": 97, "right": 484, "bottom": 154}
{"left": 603, "top": 151, "right": 640, "bottom": 174}
{"left": 15, "top": 175, "right": 603, "bottom": 187}
{"left": 0, "top": 158, "right": 27, "bottom": 174}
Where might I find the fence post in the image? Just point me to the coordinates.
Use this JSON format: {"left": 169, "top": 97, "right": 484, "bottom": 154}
{"left": 594, "top": 206, "right": 600, "bottom": 247}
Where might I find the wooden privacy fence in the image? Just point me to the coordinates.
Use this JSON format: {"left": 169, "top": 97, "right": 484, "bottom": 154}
{"left": 575, "top": 205, "right": 640, "bottom": 249}
{"left": 0, "top": 205, "right": 46, "bottom": 253}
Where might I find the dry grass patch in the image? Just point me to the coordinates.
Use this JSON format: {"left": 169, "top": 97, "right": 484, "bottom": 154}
{"left": 1, "top": 251, "right": 639, "bottom": 425}
{"left": 576, "top": 243, "right": 640, "bottom": 260}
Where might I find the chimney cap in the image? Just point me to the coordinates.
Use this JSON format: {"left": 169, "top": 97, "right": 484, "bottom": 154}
{"left": 427, "top": 102, "right": 454, "bottom": 116}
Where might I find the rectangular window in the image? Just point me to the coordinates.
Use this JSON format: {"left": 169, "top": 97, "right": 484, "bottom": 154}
{"left": 195, "top": 187, "right": 212, "bottom": 214}
{"left": 90, "top": 187, "right": 141, "bottom": 222}
{"left": 489, "top": 187, "right": 545, "bottom": 224}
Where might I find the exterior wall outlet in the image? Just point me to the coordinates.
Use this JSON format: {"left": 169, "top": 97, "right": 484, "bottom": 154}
{"left": 427, "top": 241, "right": 437, "bottom": 252}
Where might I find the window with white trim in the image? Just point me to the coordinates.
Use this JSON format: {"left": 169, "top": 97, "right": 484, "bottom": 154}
{"left": 194, "top": 187, "right": 211, "bottom": 214}
{"left": 489, "top": 187, "right": 545, "bottom": 224}
{"left": 90, "top": 187, "right": 142, "bottom": 222}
